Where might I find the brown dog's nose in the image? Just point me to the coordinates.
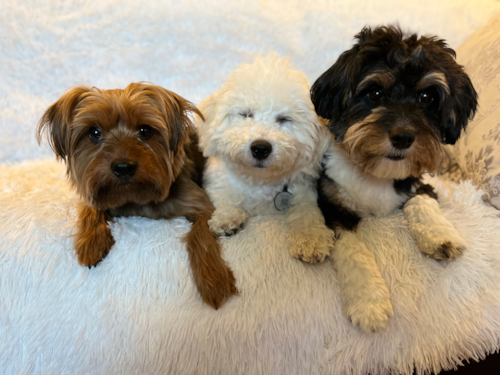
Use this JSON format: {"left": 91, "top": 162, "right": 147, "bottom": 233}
{"left": 250, "top": 140, "right": 273, "bottom": 160}
{"left": 390, "top": 128, "right": 415, "bottom": 150}
{"left": 111, "top": 160, "right": 137, "bottom": 178}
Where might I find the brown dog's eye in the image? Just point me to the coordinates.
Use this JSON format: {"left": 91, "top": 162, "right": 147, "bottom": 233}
{"left": 369, "top": 88, "right": 385, "bottom": 102}
{"left": 138, "top": 125, "right": 154, "bottom": 140}
{"left": 419, "top": 90, "right": 435, "bottom": 105}
{"left": 88, "top": 127, "right": 103, "bottom": 143}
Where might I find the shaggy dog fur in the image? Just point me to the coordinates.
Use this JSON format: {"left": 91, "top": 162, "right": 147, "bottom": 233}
{"left": 311, "top": 26, "right": 478, "bottom": 333}
{"left": 37, "top": 82, "right": 237, "bottom": 309}
{"left": 196, "top": 54, "right": 334, "bottom": 263}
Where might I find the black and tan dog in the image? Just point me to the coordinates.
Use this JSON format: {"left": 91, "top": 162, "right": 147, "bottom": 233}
{"left": 311, "top": 26, "right": 478, "bottom": 333}
{"left": 38, "top": 82, "right": 237, "bottom": 309}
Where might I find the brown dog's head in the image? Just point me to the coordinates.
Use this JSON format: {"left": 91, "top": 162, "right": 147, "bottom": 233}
{"left": 38, "top": 82, "right": 202, "bottom": 209}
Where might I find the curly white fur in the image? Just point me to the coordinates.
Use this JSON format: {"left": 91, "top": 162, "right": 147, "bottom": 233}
{"left": 197, "top": 54, "right": 334, "bottom": 263}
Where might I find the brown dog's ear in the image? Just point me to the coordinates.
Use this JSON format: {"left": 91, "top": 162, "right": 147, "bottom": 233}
{"left": 164, "top": 89, "right": 204, "bottom": 151}
{"left": 37, "top": 86, "right": 92, "bottom": 160}
{"left": 127, "top": 83, "right": 204, "bottom": 151}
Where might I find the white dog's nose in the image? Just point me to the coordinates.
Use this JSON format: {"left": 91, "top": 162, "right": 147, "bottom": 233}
{"left": 250, "top": 140, "right": 273, "bottom": 160}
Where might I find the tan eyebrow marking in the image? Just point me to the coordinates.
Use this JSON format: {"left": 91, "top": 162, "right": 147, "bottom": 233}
{"left": 416, "top": 72, "right": 449, "bottom": 94}
{"left": 356, "top": 71, "right": 397, "bottom": 95}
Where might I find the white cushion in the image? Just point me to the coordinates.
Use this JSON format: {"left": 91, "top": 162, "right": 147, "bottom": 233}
{"left": 1, "top": 160, "right": 499, "bottom": 374}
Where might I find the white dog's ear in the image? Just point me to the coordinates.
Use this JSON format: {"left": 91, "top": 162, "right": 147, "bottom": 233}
{"left": 195, "top": 92, "right": 222, "bottom": 157}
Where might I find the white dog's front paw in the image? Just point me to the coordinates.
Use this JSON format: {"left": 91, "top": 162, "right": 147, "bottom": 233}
{"left": 288, "top": 227, "right": 335, "bottom": 264}
{"left": 344, "top": 294, "right": 394, "bottom": 334}
{"left": 208, "top": 206, "right": 248, "bottom": 237}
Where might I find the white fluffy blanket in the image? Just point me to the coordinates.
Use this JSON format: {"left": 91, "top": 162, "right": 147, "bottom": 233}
{"left": 1, "top": 160, "right": 499, "bottom": 375}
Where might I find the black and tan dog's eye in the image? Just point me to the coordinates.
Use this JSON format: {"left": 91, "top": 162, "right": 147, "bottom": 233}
{"left": 138, "top": 125, "right": 154, "bottom": 140}
{"left": 418, "top": 90, "right": 435, "bottom": 105}
{"left": 369, "top": 88, "right": 385, "bottom": 102}
{"left": 88, "top": 127, "right": 103, "bottom": 143}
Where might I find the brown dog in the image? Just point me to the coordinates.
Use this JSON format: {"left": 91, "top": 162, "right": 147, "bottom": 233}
{"left": 37, "top": 82, "right": 237, "bottom": 309}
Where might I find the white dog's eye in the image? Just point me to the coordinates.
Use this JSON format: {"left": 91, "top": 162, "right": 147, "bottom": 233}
{"left": 276, "top": 115, "right": 291, "bottom": 125}
{"left": 239, "top": 110, "right": 254, "bottom": 119}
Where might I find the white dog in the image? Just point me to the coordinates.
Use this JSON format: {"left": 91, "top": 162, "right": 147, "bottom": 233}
{"left": 196, "top": 54, "right": 334, "bottom": 264}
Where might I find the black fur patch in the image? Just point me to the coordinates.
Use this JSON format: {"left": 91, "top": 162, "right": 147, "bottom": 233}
{"left": 317, "top": 174, "right": 361, "bottom": 232}
{"left": 393, "top": 177, "right": 438, "bottom": 207}
{"left": 415, "top": 184, "right": 438, "bottom": 200}
{"left": 394, "top": 177, "right": 419, "bottom": 197}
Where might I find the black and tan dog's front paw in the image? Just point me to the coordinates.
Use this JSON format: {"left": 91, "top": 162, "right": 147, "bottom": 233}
{"left": 406, "top": 222, "right": 466, "bottom": 262}
{"left": 428, "top": 241, "right": 464, "bottom": 262}
{"left": 344, "top": 294, "right": 394, "bottom": 334}
{"left": 403, "top": 195, "right": 466, "bottom": 262}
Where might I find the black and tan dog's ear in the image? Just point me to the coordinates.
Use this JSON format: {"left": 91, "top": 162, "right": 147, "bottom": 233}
{"left": 311, "top": 35, "right": 366, "bottom": 122}
{"left": 311, "top": 26, "right": 407, "bottom": 123}
{"left": 441, "top": 70, "right": 478, "bottom": 144}
{"left": 37, "top": 86, "right": 92, "bottom": 160}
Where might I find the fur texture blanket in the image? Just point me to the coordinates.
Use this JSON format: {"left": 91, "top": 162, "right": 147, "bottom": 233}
{"left": 1, "top": 160, "right": 499, "bottom": 375}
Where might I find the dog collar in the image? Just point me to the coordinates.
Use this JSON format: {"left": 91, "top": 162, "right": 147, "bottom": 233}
{"left": 274, "top": 185, "right": 293, "bottom": 212}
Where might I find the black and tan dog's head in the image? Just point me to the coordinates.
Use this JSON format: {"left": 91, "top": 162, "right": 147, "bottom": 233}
{"left": 38, "top": 82, "right": 202, "bottom": 209}
{"left": 311, "top": 26, "right": 478, "bottom": 179}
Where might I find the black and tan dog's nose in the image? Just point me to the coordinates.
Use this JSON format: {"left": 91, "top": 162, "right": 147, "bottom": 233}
{"left": 390, "top": 129, "right": 415, "bottom": 150}
{"left": 111, "top": 160, "right": 137, "bottom": 177}
{"left": 250, "top": 140, "right": 273, "bottom": 160}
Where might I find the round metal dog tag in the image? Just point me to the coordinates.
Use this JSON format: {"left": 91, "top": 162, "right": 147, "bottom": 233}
{"left": 274, "top": 191, "right": 293, "bottom": 212}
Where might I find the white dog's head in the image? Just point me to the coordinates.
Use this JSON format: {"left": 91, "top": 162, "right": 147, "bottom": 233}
{"left": 196, "top": 53, "right": 325, "bottom": 182}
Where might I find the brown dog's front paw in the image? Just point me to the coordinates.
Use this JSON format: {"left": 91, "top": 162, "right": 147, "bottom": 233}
{"left": 75, "top": 205, "right": 115, "bottom": 268}
{"left": 185, "top": 215, "right": 239, "bottom": 309}
{"left": 196, "top": 263, "right": 239, "bottom": 310}
{"left": 75, "top": 228, "right": 115, "bottom": 268}
{"left": 197, "top": 268, "right": 239, "bottom": 310}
